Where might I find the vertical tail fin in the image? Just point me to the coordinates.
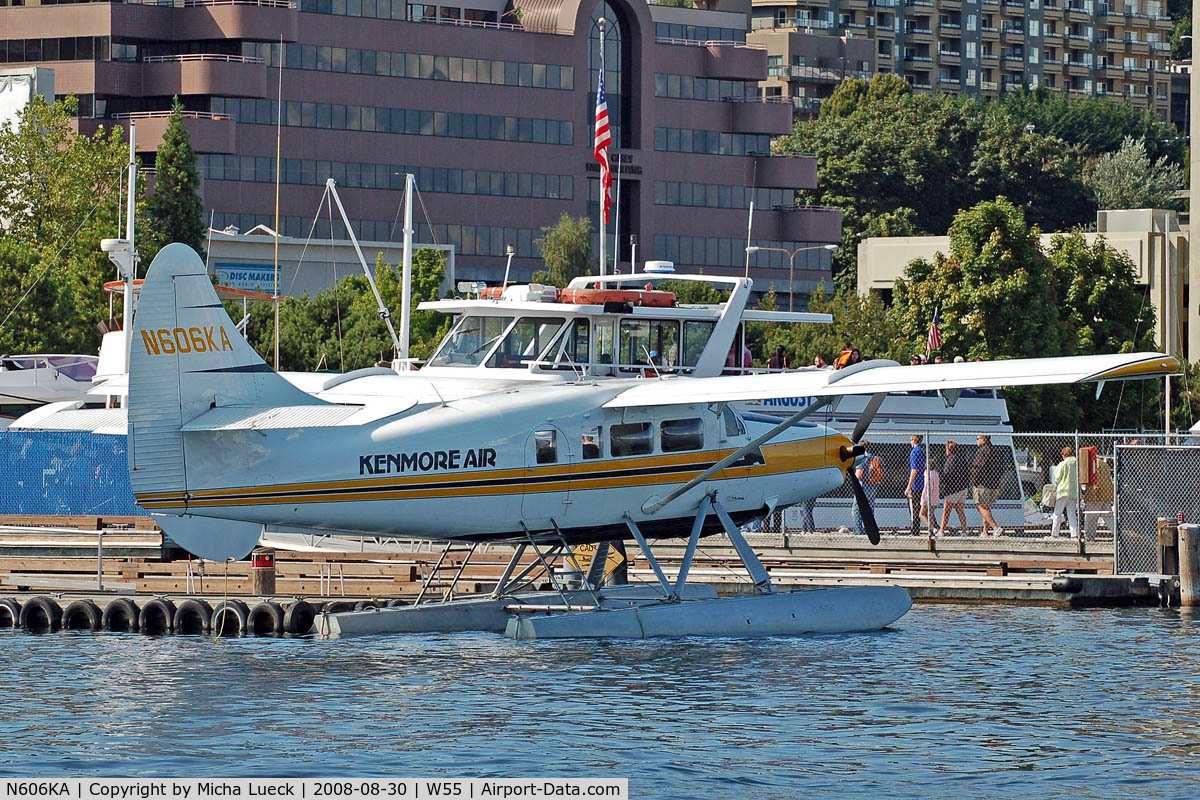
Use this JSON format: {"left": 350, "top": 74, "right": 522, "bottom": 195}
{"left": 128, "top": 243, "right": 320, "bottom": 505}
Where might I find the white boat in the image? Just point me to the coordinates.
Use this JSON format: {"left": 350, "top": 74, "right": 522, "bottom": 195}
{"left": 0, "top": 354, "right": 98, "bottom": 427}
{"left": 8, "top": 268, "right": 1031, "bottom": 537}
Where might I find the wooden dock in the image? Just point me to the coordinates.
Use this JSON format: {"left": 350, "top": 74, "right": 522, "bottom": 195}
{"left": 0, "top": 517, "right": 1156, "bottom": 621}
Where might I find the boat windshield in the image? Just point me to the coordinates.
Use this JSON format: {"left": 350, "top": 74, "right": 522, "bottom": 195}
{"left": 427, "top": 315, "right": 514, "bottom": 367}
{"left": 487, "top": 317, "right": 566, "bottom": 369}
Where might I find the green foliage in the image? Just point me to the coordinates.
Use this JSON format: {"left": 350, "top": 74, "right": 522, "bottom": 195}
{"left": 534, "top": 213, "right": 592, "bottom": 287}
{"left": 892, "top": 198, "right": 1075, "bottom": 430}
{"left": 1081, "top": 136, "right": 1185, "bottom": 211}
{"left": 145, "top": 98, "right": 206, "bottom": 257}
{"left": 243, "top": 248, "right": 449, "bottom": 371}
{"left": 777, "top": 80, "right": 1183, "bottom": 288}
{"left": 1169, "top": 0, "right": 1191, "bottom": 60}
{"left": 751, "top": 282, "right": 906, "bottom": 369}
{"left": 1047, "top": 232, "right": 1158, "bottom": 428}
{"left": 818, "top": 78, "right": 869, "bottom": 119}
{"left": 0, "top": 96, "right": 132, "bottom": 355}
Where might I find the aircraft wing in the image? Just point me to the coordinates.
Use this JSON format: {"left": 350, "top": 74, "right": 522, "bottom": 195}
{"left": 602, "top": 352, "right": 1178, "bottom": 408}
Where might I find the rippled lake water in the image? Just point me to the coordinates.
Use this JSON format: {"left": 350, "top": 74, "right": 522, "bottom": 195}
{"left": 1, "top": 604, "right": 1199, "bottom": 798}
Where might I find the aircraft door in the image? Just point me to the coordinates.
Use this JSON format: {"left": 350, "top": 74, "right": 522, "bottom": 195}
{"left": 521, "top": 425, "right": 572, "bottom": 529}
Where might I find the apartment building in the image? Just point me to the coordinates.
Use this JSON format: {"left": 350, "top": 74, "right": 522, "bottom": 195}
{"left": 749, "top": 0, "right": 1173, "bottom": 119}
{"left": 0, "top": 0, "right": 841, "bottom": 291}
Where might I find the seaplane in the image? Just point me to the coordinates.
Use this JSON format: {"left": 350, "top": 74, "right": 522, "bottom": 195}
{"left": 126, "top": 244, "right": 1176, "bottom": 639}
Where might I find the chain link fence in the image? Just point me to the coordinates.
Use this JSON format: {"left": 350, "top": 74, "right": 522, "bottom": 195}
{"left": 0, "top": 430, "right": 142, "bottom": 516}
{"left": 765, "top": 431, "right": 1200, "bottom": 562}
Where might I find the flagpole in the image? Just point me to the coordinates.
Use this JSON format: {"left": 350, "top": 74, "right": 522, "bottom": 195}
{"left": 597, "top": 17, "right": 606, "bottom": 277}
{"left": 613, "top": 152, "right": 622, "bottom": 274}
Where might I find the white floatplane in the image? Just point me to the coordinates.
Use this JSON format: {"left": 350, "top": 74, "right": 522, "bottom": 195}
{"left": 124, "top": 244, "right": 1176, "bottom": 638}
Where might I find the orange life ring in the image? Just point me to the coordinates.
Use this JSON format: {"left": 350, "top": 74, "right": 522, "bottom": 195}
{"left": 480, "top": 286, "right": 506, "bottom": 300}
{"left": 559, "top": 288, "right": 676, "bottom": 308}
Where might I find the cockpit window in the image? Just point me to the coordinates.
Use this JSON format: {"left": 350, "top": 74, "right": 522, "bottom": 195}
{"left": 487, "top": 317, "right": 566, "bottom": 369}
{"left": 427, "top": 315, "right": 514, "bottom": 367}
{"left": 682, "top": 321, "right": 715, "bottom": 367}
{"left": 723, "top": 406, "right": 746, "bottom": 439}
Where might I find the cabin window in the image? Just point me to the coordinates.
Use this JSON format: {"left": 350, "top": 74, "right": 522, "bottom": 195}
{"left": 426, "top": 315, "right": 513, "bottom": 367}
{"left": 661, "top": 418, "right": 703, "bottom": 452}
{"left": 548, "top": 318, "right": 590, "bottom": 370}
{"left": 723, "top": 406, "right": 746, "bottom": 439}
{"left": 611, "top": 422, "right": 653, "bottom": 457}
{"left": 534, "top": 430, "right": 557, "bottom": 464}
{"left": 488, "top": 316, "right": 565, "bottom": 368}
{"left": 581, "top": 426, "right": 601, "bottom": 459}
{"left": 682, "top": 320, "right": 715, "bottom": 367}
{"left": 594, "top": 320, "right": 615, "bottom": 366}
{"left": 618, "top": 319, "right": 680, "bottom": 372}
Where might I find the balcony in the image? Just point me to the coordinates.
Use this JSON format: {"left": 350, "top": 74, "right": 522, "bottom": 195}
{"left": 790, "top": 96, "right": 822, "bottom": 114}
{"left": 141, "top": 54, "right": 268, "bottom": 98}
{"left": 104, "top": 111, "right": 237, "bottom": 154}
{"left": 981, "top": 80, "right": 999, "bottom": 90}
{"left": 981, "top": 26, "right": 1000, "bottom": 40}
{"left": 726, "top": 97, "right": 793, "bottom": 136}
{"left": 940, "top": 0, "right": 962, "bottom": 7}
{"left": 701, "top": 43, "right": 768, "bottom": 81}
{"left": 937, "top": 49, "right": 962, "bottom": 64}
{"left": 788, "top": 65, "right": 844, "bottom": 82}
{"left": 981, "top": 53, "right": 999, "bottom": 62}
{"left": 755, "top": 154, "right": 818, "bottom": 191}
{"left": 1067, "top": 60, "right": 1093, "bottom": 75}
{"left": 759, "top": 205, "right": 843, "bottom": 242}
{"left": 176, "top": 0, "right": 299, "bottom": 43}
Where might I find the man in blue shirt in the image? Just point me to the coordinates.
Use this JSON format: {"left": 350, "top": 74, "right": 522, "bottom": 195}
{"left": 905, "top": 434, "right": 925, "bottom": 535}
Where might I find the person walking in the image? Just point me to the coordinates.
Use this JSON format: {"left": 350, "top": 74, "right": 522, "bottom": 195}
{"left": 939, "top": 440, "right": 970, "bottom": 536}
{"left": 904, "top": 435, "right": 926, "bottom": 535}
{"left": 852, "top": 440, "right": 881, "bottom": 537}
{"left": 1051, "top": 446, "right": 1080, "bottom": 539}
{"left": 920, "top": 453, "right": 941, "bottom": 534}
{"left": 970, "top": 434, "right": 1005, "bottom": 536}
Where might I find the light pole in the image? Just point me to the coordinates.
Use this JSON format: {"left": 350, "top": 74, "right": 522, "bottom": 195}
{"left": 745, "top": 243, "right": 837, "bottom": 311}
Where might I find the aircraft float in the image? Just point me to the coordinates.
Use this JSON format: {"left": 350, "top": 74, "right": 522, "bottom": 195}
{"left": 126, "top": 244, "right": 1177, "bottom": 638}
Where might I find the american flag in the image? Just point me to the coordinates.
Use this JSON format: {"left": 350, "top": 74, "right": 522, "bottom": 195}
{"left": 927, "top": 307, "right": 943, "bottom": 354}
{"left": 594, "top": 69, "right": 613, "bottom": 224}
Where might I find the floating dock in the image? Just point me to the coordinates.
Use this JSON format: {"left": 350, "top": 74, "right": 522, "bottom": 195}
{"left": 0, "top": 516, "right": 1174, "bottom": 638}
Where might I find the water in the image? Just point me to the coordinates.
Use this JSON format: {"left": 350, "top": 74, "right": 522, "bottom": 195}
{"left": 1, "top": 604, "right": 1199, "bottom": 798}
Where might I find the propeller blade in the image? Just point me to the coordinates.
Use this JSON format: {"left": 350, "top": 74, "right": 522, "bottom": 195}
{"left": 851, "top": 392, "right": 887, "bottom": 444}
{"left": 846, "top": 468, "right": 881, "bottom": 545}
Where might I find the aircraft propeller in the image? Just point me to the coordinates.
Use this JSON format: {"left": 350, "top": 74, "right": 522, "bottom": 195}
{"left": 839, "top": 392, "right": 887, "bottom": 545}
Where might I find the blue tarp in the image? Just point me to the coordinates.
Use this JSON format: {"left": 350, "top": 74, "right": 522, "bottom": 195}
{"left": 0, "top": 431, "right": 142, "bottom": 515}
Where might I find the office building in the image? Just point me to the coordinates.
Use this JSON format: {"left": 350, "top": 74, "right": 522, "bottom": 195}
{"left": 0, "top": 0, "right": 840, "bottom": 293}
{"left": 749, "top": 0, "right": 1173, "bottom": 119}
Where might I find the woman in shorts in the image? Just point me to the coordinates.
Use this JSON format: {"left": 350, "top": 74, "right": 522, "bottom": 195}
{"left": 939, "top": 440, "right": 970, "bottom": 535}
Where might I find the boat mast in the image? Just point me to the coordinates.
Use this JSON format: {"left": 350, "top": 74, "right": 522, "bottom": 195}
{"left": 399, "top": 172, "right": 414, "bottom": 367}
{"left": 324, "top": 178, "right": 403, "bottom": 361}
{"left": 121, "top": 122, "right": 138, "bottom": 374}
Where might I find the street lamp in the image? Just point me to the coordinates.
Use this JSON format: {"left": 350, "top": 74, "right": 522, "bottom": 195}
{"left": 745, "top": 243, "right": 838, "bottom": 311}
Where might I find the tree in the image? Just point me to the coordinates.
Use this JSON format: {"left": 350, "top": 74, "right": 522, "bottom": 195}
{"left": 818, "top": 77, "right": 869, "bottom": 119}
{"left": 1082, "top": 136, "right": 1185, "bottom": 211}
{"left": 750, "top": 282, "right": 906, "bottom": 368}
{"left": 0, "top": 95, "right": 131, "bottom": 355}
{"left": 776, "top": 82, "right": 1183, "bottom": 289}
{"left": 891, "top": 198, "right": 1075, "bottom": 430}
{"left": 1047, "top": 232, "right": 1158, "bottom": 428}
{"left": 533, "top": 213, "right": 592, "bottom": 286}
{"left": 244, "top": 248, "right": 448, "bottom": 371}
{"left": 145, "top": 98, "right": 206, "bottom": 256}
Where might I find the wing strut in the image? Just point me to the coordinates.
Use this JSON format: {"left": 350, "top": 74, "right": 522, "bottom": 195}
{"left": 641, "top": 397, "right": 836, "bottom": 515}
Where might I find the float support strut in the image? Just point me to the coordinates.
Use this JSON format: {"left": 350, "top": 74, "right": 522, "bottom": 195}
{"left": 713, "top": 500, "right": 775, "bottom": 594}
{"left": 624, "top": 514, "right": 676, "bottom": 600}
{"left": 490, "top": 543, "right": 528, "bottom": 598}
{"left": 674, "top": 495, "right": 711, "bottom": 594}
